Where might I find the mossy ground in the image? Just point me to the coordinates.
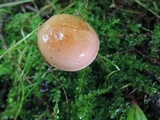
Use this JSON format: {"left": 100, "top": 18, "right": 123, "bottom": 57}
{"left": 0, "top": 0, "right": 160, "bottom": 120}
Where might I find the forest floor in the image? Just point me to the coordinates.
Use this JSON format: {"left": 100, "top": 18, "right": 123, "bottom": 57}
{"left": 0, "top": 0, "right": 160, "bottom": 120}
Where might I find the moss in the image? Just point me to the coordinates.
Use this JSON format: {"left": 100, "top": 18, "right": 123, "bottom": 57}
{"left": 0, "top": 0, "right": 160, "bottom": 119}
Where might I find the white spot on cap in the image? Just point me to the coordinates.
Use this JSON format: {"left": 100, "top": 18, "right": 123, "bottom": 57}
{"left": 79, "top": 53, "right": 85, "bottom": 58}
{"left": 43, "top": 34, "right": 49, "bottom": 42}
{"left": 58, "top": 32, "right": 64, "bottom": 40}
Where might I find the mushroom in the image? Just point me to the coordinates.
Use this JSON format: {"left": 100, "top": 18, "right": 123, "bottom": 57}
{"left": 38, "top": 14, "right": 99, "bottom": 71}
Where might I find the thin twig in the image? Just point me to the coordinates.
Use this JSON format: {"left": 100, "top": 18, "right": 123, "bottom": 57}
{"left": 134, "top": 49, "right": 160, "bottom": 66}
{"left": 48, "top": 67, "right": 70, "bottom": 120}
{"left": 134, "top": 0, "right": 160, "bottom": 19}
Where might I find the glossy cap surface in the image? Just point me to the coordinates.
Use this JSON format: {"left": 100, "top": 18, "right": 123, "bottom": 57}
{"left": 38, "top": 14, "right": 99, "bottom": 71}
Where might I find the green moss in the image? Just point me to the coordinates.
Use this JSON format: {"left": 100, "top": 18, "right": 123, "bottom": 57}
{"left": 0, "top": 0, "right": 160, "bottom": 119}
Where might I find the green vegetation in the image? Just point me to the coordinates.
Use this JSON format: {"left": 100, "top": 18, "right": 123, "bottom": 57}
{"left": 127, "top": 101, "right": 147, "bottom": 120}
{"left": 0, "top": 0, "right": 160, "bottom": 119}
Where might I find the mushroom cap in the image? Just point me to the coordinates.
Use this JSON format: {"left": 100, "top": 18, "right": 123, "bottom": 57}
{"left": 38, "top": 14, "right": 99, "bottom": 71}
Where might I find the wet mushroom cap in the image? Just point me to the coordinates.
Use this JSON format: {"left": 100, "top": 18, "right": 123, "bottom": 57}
{"left": 38, "top": 14, "right": 99, "bottom": 71}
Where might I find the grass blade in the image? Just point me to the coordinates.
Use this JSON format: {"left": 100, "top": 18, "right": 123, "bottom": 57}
{"left": 0, "top": 0, "right": 34, "bottom": 8}
{"left": 0, "top": 27, "right": 39, "bottom": 60}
